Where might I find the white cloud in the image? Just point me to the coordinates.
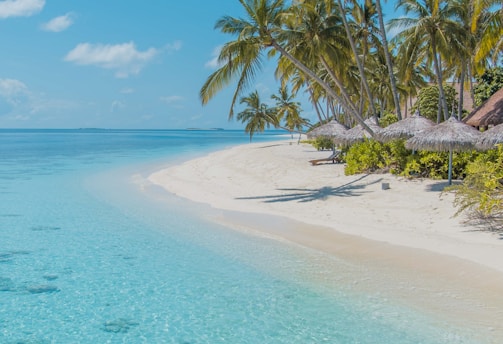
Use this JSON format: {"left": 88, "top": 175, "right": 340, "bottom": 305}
{"left": 120, "top": 88, "right": 134, "bottom": 94}
{"left": 110, "top": 100, "right": 125, "bottom": 112}
{"left": 0, "top": 78, "right": 76, "bottom": 120}
{"left": 64, "top": 42, "right": 158, "bottom": 78}
{"left": 204, "top": 45, "right": 223, "bottom": 69}
{"left": 41, "top": 12, "right": 74, "bottom": 32}
{"left": 165, "top": 40, "right": 182, "bottom": 53}
{"left": 190, "top": 113, "right": 203, "bottom": 121}
{"left": 160, "top": 95, "right": 183, "bottom": 104}
{"left": 0, "top": 0, "right": 45, "bottom": 19}
{"left": 0, "top": 78, "right": 29, "bottom": 105}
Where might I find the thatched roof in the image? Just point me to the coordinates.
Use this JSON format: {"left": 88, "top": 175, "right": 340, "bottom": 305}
{"left": 477, "top": 123, "right": 503, "bottom": 150}
{"left": 306, "top": 119, "right": 348, "bottom": 139}
{"left": 378, "top": 112, "right": 435, "bottom": 142}
{"left": 337, "top": 117, "right": 381, "bottom": 146}
{"left": 406, "top": 116, "right": 481, "bottom": 151}
{"left": 464, "top": 87, "right": 503, "bottom": 127}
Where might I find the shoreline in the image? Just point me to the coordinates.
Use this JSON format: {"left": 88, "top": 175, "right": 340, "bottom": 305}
{"left": 147, "top": 139, "right": 503, "bottom": 339}
{"left": 149, "top": 139, "right": 503, "bottom": 273}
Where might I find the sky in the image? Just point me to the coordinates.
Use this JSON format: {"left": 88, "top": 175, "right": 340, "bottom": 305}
{"left": 0, "top": 0, "right": 399, "bottom": 129}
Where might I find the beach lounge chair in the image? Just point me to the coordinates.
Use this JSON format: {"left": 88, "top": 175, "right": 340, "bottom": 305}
{"left": 309, "top": 150, "right": 342, "bottom": 166}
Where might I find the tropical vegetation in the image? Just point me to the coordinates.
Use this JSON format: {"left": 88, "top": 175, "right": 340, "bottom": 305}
{"left": 200, "top": 0, "right": 503, "bottom": 223}
{"left": 200, "top": 0, "right": 502, "bottom": 133}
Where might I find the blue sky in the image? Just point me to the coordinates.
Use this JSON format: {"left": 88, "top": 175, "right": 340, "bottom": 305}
{"left": 0, "top": 0, "right": 399, "bottom": 129}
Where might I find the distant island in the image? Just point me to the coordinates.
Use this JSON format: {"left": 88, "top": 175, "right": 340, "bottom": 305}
{"left": 186, "top": 128, "right": 224, "bottom": 131}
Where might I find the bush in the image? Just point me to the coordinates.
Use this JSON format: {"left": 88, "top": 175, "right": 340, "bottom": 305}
{"left": 311, "top": 136, "right": 334, "bottom": 151}
{"left": 343, "top": 138, "right": 479, "bottom": 179}
{"left": 345, "top": 140, "right": 384, "bottom": 174}
{"left": 344, "top": 139, "right": 411, "bottom": 175}
{"left": 411, "top": 85, "right": 457, "bottom": 122}
{"left": 379, "top": 112, "right": 399, "bottom": 127}
{"left": 401, "top": 150, "right": 479, "bottom": 180}
{"left": 450, "top": 146, "right": 503, "bottom": 219}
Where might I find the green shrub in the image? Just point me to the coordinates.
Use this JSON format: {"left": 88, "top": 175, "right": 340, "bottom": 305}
{"left": 401, "top": 150, "right": 479, "bottom": 180}
{"left": 450, "top": 146, "right": 503, "bottom": 218}
{"left": 386, "top": 139, "right": 409, "bottom": 174}
{"left": 344, "top": 140, "right": 388, "bottom": 174}
{"left": 379, "top": 112, "right": 399, "bottom": 127}
{"left": 344, "top": 139, "right": 410, "bottom": 175}
{"left": 311, "top": 136, "right": 334, "bottom": 151}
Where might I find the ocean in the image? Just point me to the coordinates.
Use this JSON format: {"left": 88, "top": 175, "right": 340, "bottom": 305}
{"left": 0, "top": 129, "right": 479, "bottom": 343}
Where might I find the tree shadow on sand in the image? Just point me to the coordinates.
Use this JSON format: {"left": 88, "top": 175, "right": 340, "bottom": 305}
{"left": 460, "top": 214, "right": 503, "bottom": 240}
{"left": 236, "top": 174, "right": 382, "bottom": 203}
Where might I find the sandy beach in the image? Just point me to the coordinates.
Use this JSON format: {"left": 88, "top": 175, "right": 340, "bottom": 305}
{"left": 148, "top": 138, "right": 503, "bottom": 339}
{"left": 149, "top": 139, "right": 503, "bottom": 271}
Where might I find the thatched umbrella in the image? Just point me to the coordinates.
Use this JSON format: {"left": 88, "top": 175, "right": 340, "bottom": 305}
{"left": 406, "top": 116, "right": 482, "bottom": 185}
{"left": 306, "top": 119, "right": 348, "bottom": 139}
{"left": 477, "top": 123, "right": 503, "bottom": 150}
{"left": 337, "top": 117, "right": 381, "bottom": 146}
{"left": 378, "top": 112, "right": 435, "bottom": 142}
{"left": 463, "top": 87, "right": 503, "bottom": 128}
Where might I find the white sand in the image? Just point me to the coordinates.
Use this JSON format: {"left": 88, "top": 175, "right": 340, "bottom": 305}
{"left": 149, "top": 139, "right": 503, "bottom": 274}
{"left": 148, "top": 139, "right": 503, "bottom": 338}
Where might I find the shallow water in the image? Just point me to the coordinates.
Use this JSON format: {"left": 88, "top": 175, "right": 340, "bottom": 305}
{"left": 0, "top": 129, "right": 486, "bottom": 343}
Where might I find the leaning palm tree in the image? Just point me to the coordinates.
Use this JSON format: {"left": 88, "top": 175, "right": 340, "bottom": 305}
{"left": 280, "top": 0, "right": 361, "bottom": 117}
{"left": 335, "top": 0, "right": 379, "bottom": 118}
{"left": 237, "top": 91, "right": 279, "bottom": 141}
{"left": 200, "top": 0, "right": 374, "bottom": 135}
{"left": 200, "top": 0, "right": 285, "bottom": 121}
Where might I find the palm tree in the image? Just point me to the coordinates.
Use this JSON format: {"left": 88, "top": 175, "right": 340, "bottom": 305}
{"left": 280, "top": 0, "right": 360, "bottom": 117}
{"left": 474, "top": 0, "right": 503, "bottom": 67}
{"left": 271, "top": 85, "right": 309, "bottom": 141}
{"left": 350, "top": 0, "right": 380, "bottom": 116}
{"left": 375, "top": 0, "right": 402, "bottom": 119}
{"left": 237, "top": 91, "right": 279, "bottom": 141}
{"left": 200, "top": 0, "right": 285, "bottom": 120}
{"left": 392, "top": 33, "right": 429, "bottom": 116}
{"left": 335, "top": 0, "right": 379, "bottom": 118}
{"left": 391, "top": 0, "right": 463, "bottom": 121}
{"left": 200, "top": 0, "right": 375, "bottom": 135}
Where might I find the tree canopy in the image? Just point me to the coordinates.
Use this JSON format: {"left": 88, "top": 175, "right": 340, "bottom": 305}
{"left": 201, "top": 0, "right": 503, "bottom": 130}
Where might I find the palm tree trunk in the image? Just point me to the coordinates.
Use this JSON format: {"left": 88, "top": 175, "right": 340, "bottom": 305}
{"left": 270, "top": 41, "right": 375, "bottom": 135}
{"left": 458, "top": 63, "right": 466, "bottom": 120}
{"left": 431, "top": 38, "right": 450, "bottom": 120}
{"left": 335, "top": 0, "right": 379, "bottom": 118}
{"left": 375, "top": 0, "right": 402, "bottom": 120}
{"left": 467, "top": 62, "right": 475, "bottom": 105}
{"left": 307, "top": 85, "right": 325, "bottom": 124}
{"left": 320, "top": 57, "right": 360, "bottom": 116}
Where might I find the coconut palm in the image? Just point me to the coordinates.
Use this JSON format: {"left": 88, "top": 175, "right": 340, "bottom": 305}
{"left": 200, "top": 0, "right": 374, "bottom": 134}
{"left": 200, "top": 0, "right": 285, "bottom": 120}
{"left": 375, "top": 0, "right": 402, "bottom": 120}
{"left": 281, "top": 0, "right": 361, "bottom": 118}
{"left": 335, "top": 0, "right": 379, "bottom": 118}
{"left": 447, "top": 0, "right": 497, "bottom": 119}
{"left": 350, "top": 0, "right": 382, "bottom": 116}
{"left": 392, "top": 33, "right": 430, "bottom": 116}
{"left": 237, "top": 91, "right": 279, "bottom": 141}
{"left": 474, "top": 0, "right": 503, "bottom": 67}
{"left": 271, "top": 85, "right": 309, "bottom": 138}
{"left": 390, "top": 0, "right": 463, "bottom": 121}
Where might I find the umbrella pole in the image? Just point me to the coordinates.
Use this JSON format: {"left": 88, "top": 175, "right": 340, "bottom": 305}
{"left": 448, "top": 150, "right": 453, "bottom": 185}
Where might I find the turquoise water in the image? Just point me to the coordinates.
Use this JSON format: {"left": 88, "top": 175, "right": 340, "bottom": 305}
{"left": 0, "top": 129, "right": 478, "bottom": 343}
